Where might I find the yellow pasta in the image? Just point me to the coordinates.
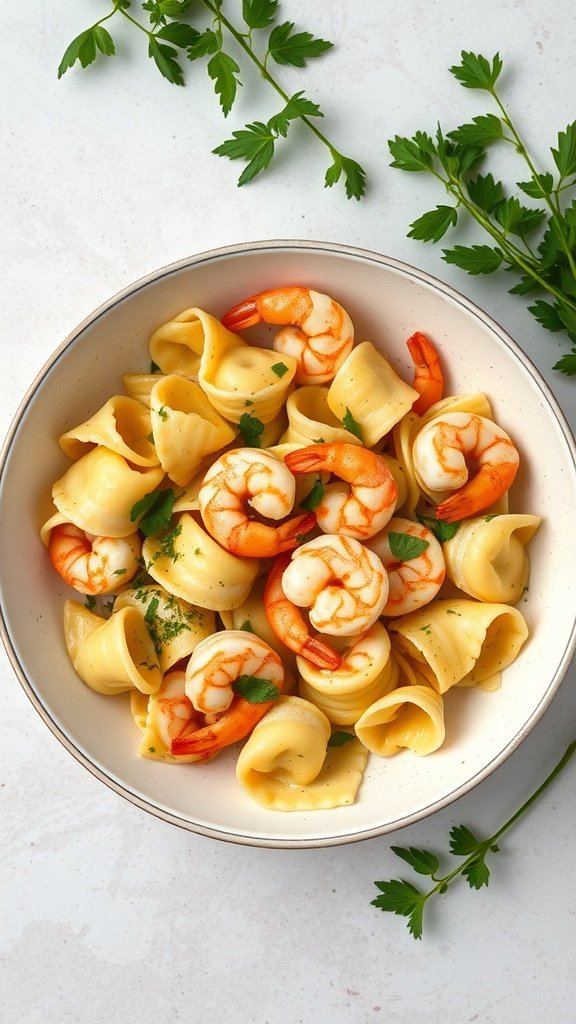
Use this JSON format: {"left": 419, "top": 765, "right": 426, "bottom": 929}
{"left": 64, "top": 600, "right": 162, "bottom": 696}
{"left": 150, "top": 374, "right": 236, "bottom": 486}
{"left": 327, "top": 341, "right": 419, "bottom": 447}
{"left": 297, "top": 622, "right": 398, "bottom": 725}
{"left": 149, "top": 307, "right": 207, "bottom": 376}
{"left": 280, "top": 385, "right": 362, "bottom": 446}
{"left": 52, "top": 446, "right": 165, "bottom": 537}
{"left": 59, "top": 395, "right": 158, "bottom": 467}
{"left": 354, "top": 685, "right": 445, "bottom": 756}
{"left": 122, "top": 372, "right": 164, "bottom": 407}
{"left": 136, "top": 669, "right": 205, "bottom": 763}
{"left": 142, "top": 512, "right": 260, "bottom": 611}
{"left": 236, "top": 696, "right": 368, "bottom": 810}
{"left": 196, "top": 307, "right": 297, "bottom": 423}
{"left": 442, "top": 513, "right": 541, "bottom": 604}
{"left": 389, "top": 599, "right": 529, "bottom": 693}
{"left": 114, "top": 583, "right": 215, "bottom": 672}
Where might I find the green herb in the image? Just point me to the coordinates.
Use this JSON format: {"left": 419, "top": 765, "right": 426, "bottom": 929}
{"left": 151, "top": 522, "right": 183, "bottom": 563}
{"left": 388, "top": 531, "right": 429, "bottom": 561}
{"left": 113, "top": 568, "right": 127, "bottom": 577}
{"left": 484, "top": 514, "right": 497, "bottom": 521}
{"left": 389, "top": 50, "right": 576, "bottom": 374}
{"left": 144, "top": 595, "right": 161, "bottom": 625}
{"left": 299, "top": 477, "right": 325, "bottom": 511}
{"left": 150, "top": 359, "right": 161, "bottom": 373}
{"left": 58, "top": 1, "right": 366, "bottom": 201}
{"left": 239, "top": 619, "right": 253, "bottom": 632}
{"left": 417, "top": 513, "right": 461, "bottom": 543}
{"left": 312, "top": 437, "right": 325, "bottom": 444}
{"left": 342, "top": 407, "right": 363, "bottom": 440}
{"left": 156, "top": 405, "right": 169, "bottom": 421}
{"left": 271, "top": 361, "right": 289, "bottom": 377}
{"left": 327, "top": 730, "right": 356, "bottom": 748}
{"left": 131, "top": 488, "right": 176, "bottom": 536}
{"left": 238, "top": 411, "right": 265, "bottom": 447}
{"left": 233, "top": 674, "right": 280, "bottom": 703}
{"left": 372, "top": 739, "right": 576, "bottom": 939}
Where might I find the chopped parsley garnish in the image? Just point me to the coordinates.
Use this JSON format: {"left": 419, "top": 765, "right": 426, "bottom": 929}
{"left": 239, "top": 619, "right": 254, "bottom": 632}
{"left": 342, "top": 407, "right": 363, "bottom": 440}
{"left": 271, "top": 361, "right": 289, "bottom": 377}
{"left": 131, "top": 488, "right": 176, "bottom": 537}
{"left": 299, "top": 476, "right": 325, "bottom": 511}
{"left": 417, "top": 513, "right": 461, "bottom": 542}
{"left": 327, "top": 730, "right": 356, "bottom": 748}
{"left": 156, "top": 405, "right": 169, "bottom": 421}
{"left": 148, "top": 522, "right": 183, "bottom": 565}
{"left": 238, "top": 411, "right": 265, "bottom": 447}
{"left": 388, "top": 532, "right": 429, "bottom": 561}
{"left": 233, "top": 674, "right": 280, "bottom": 703}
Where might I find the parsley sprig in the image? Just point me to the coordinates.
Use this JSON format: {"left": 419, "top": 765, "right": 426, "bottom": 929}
{"left": 389, "top": 51, "right": 576, "bottom": 374}
{"left": 372, "top": 738, "right": 576, "bottom": 939}
{"left": 58, "top": 0, "right": 366, "bottom": 200}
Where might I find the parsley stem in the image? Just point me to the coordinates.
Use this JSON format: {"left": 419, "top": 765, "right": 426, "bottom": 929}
{"left": 490, "top": 89, "right": 576, "bottom": 284}
{"left": 199, "top": 0, "right": 347, "bottom": 163}
{"left": 488, "top": 737, "right": 576, "bottom": 845}
{"left": 117, "top": 6, "right": 155, "bottom": 40}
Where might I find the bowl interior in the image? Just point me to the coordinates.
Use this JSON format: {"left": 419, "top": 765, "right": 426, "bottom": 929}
{"left": 2, "top": 241, "right": 575, "bottom": 847}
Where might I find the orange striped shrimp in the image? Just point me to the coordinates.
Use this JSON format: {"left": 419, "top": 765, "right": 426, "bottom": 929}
{"left": 367, "top": 517, "right": 445, "bottom": 616}
{"left": 221, "top": 286, "right": 354, "bottom": 385}
{"left": 412, "top": 412, "right": 520, "bottom": 521}
{"left": 48, "top": 523, "right": 141, "bottom": 595}
{"left": 284, "top": 443, "right": 397, "bottom": 540}
{"left": 263, "top": 553, "right": 342, "bottom": 670}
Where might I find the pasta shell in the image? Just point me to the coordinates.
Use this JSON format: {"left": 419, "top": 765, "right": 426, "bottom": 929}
{"left": 64, "top": 601, "right": 162, "bottom": 696}
{"left": 443, "top": 513, "right": 541, "bottom": 604}
{"left": 280, "top": 385, "right": 362, "bottom": 446}
{"left": 114, "top": 583, "right": 215, "bottom": 672}
{"left": 327, "top": 342, "right": 419, "bottom": 447}
{"left": 354, "top": 684, "right": 445, "bottom": 756}
{"left": 150, "top": 375, "right": 236, "bottom": 486}
{"left": 59, "top": 396, "right": 158, "bottom": 467}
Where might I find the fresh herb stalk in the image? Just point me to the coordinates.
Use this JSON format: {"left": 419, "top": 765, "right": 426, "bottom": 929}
{"left": 372, "top": 738, "right": 576, "bottom": 939}
{"left": 389, "top": 51, "right": 576, "bottom": 374}
{"left": 58, "top": 0, "right": 366, "bottom": 200}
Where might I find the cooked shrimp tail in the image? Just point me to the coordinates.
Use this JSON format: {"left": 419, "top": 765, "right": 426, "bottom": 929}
{"left": 263, "top": 554, "right": 342, "bottom": 670}
{"left": 434, "top": 462, "right": 518, "bottom": 522}
{"left": 406, "top": 332, "right": 443, "bottom": 416}
{"left": 48, "top": 523, "right": 141, "bottom": 595}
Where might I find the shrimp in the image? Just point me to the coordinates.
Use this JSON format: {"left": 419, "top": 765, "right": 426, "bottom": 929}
{"left": 220, "top": 286, "right": 354, "bottom": 386}
{"left": 284, "top": 443, "right": 397, "bottom": 541}
{"left": 406, "top": 332, "right": 444, "bottom": 416}
{"left": 412, "top": 412, "right": 520, "bottom": 522}
{"left": 280, "top": 534, "right": 389, "bottom": 636}
{"left": 48, "top": 522, "right": 141, "bottom": 595}
{"left": 197, "top": 448, "right": 316, "bottom": 557}
{"left": 151, "top": 669, "right": 203, "bottom": 747}
{"left": 367, "top": 517, "right": 445, "bottom": 617}
{"left": 263, "top": 553, "right": 342, "bottom": 670}
{"left": 170, "top": 631, "right": 284, "bottom": 759}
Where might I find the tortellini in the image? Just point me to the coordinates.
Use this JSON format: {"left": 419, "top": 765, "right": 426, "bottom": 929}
{"left": 442, "top": 513, "right": 541, "bottom": 604}
{"left": 114, "top": 584, "right": 215, "bottom": 672}
{"left": 59, "top": 395, "right": 158, "bottom": 467}
{"left": 354, "top": 685, "right": 445, "bottom": 756}
{"left": 236, "top": 696, "right": 368, "bottom": 810}
{"left": 150, "top": 374, "right": 236, "bottom": 486}
{"left": 64, "top": 600, "right": 162, "bottom": 696}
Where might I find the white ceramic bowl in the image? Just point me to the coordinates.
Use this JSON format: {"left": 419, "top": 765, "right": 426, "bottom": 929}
{"left": 1, "top": 240, "right": 575, "bottom": 848}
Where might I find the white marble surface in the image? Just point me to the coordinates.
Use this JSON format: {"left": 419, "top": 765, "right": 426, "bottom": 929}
{"left": 2, "top": 1, "right": 575, "bottom": 1021}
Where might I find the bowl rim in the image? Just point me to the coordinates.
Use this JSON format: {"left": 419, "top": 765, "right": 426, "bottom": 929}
{"left": 2, "top": 237, "right": 576, "bottom": 848}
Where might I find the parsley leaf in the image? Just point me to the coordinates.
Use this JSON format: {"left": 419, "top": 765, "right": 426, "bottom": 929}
{"left": 237, "top": 411, "right": 265, "bottom": 446}
{"left": 327, "top": 731, "right": 356, "bottom": 748}
{"left": 239, "top": 619, "right": 253, "bottom": 632}
{"left": 148, "top": 37, "right": 184, "bottom": 85}
{"left": 391, "top": 846, "right": 440, "bottom": 876}
{"left": 371, "top": 880, "right": 426, "bottom": 940}
{"left": 131, "top": 488, "right": 176, "bottom": 536}
{"left": 388, "top": 532, "right": 429, "bottom": 561}
{"left": 207, "top": 50, "right": 242, "bottom": 117}
{"left": 448, "top": 113, "right": 505, "bottom": 147}
{"left": 58, "top": 26, "right": 116, "bottom": 78}
{"left": 267, "top": 21, "right": 333, "bottom": 68}
{"left": 187, "top": 28, "right": 219, "bottom": 60}
{"left": 417, "top": 514, "right": 461, "bottom": 542}
{"left": 299, "top": 477, "right": 325, "bottom": 511}
{"left": 342, "top": 407, "right": 363, "bottom": 440}
{"left": 325, "top": 154, "right": 367, "bottom": 201}
{"left": 388, "top": 134, "right": 434, "bottom": 173}
{"left": 442, "top": 244, "right": 504, "bottom": 275}
{"left": 271, "top": 361, "right": 289, "bottom": 377}
{"left": 242, "top": 0, "right": 278, "bottom": 30}
{"left": 233, "top": 674, "right": 280, "bottom": 703}
{"left": 551, "top": 122, "right": 576, "bottom": 181}
{"left": 408, "top": 205, "right": 458, "bottom": 243}
{"left": 449, "top": 51, "right": 503, "bottom": 91}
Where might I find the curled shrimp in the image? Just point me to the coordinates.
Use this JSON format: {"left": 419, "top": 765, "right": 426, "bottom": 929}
{"left": 170, "top": 631, "right": 284, "bottom": 759}
{"left": 367, "top": 517, "right": 445, "bottom": 617}
{"left": 263, "top": 553, "right": 342, "bottom": 670}
{"left": 412, "top": 412, "right": 520, "bottom": 522}
{"left": 220, "top": 286, "right": 354, "bottom": 386}
{"left": 406, "top": 332, "right": 444, "bottom": 416}
{"left": 281, "top": 534, "right": 389, "bottom": 636}
{"left": 48, "top": 522, "right": 141, "bottom": 595}
{"left": 284, "top": 443, "right": 397, "bottom": 541}
{"left": 197, "top": 448, "right": 316, "bottom": 558}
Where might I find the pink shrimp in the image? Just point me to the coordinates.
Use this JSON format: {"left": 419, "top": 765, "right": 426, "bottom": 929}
{"left": 48, "top": 522, "right": 141, "bottom": 595}
{"left": 263, "top": 553, "right": 342, "bottom": 670}
{"left": 220, "top": 286, "right": 354, "bottom": 385}
{"left": 284, "top": 443, "right": 397, "bottom": 540}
